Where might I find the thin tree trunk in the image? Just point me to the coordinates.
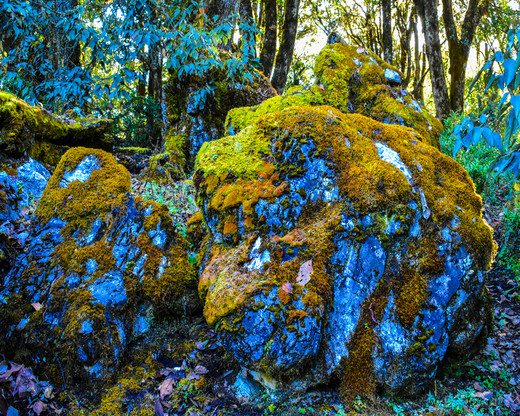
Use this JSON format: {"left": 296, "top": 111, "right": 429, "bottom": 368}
{"left": 382, "top": 0, "right": 393, "bottom": 64}
{"left": 271, "top": 0, "right": 300, "bottom": 94}
{"left": 259, "top": 0, "right": 277, "bottom": 78}
{"left": 414, "top": 0, "right": 451, "bottom": 122}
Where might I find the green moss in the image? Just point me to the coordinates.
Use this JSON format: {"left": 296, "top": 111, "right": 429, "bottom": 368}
{"left": 36, "top": 147, "right": 131, "bottom": 227}
{"left": 196, "top": 126, "right": 272, "bottom": 181}
{"left": 29, "top": 140, "right": 67, "bottom": 167}
{"left": 0, "top": 91, "right": 112, "bottom": 158}
{"left": 313, "top": 43, "right": 443, "bottom": 148}
{"left": 225, "top": 85, "right": 326, "bottom": 134}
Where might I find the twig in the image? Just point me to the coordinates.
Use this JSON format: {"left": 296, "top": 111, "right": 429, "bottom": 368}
{"left": 368, "top": 302, "right": 378, "bottom": 325}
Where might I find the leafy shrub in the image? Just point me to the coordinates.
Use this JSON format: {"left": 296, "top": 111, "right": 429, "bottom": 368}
{"left": 99, "top": 93, "right": 164, "bottom": 148}
{"left": 452, "top": 26, "right": 520, "bottom": 182}
{"left": 441, "top": 113, "right": 501, "bottom": 194}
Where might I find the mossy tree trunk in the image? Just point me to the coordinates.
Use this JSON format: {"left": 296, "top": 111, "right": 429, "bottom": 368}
{"left": 382, "top": 0, "right": 393, "bottom": 65}
{"left": 271, "top": 0, "right": 300, "bottom": 94}
{"left": 259, "top": 0, "right": 277, "bottom": 78}
{"left": 442, "top": 0, "right": 489, "bottom": 115}
{"left": 414, "top": 0, "right": 452, "bottom": 122}
{"left": 415, "top": 0, "right": 488, "bottom": 121}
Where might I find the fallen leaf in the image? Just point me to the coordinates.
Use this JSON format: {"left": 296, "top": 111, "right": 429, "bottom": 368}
{"left": 194, "top": 365, "right": 208, "bottom": 375}
{"left": 187, "top": 372, "right": 200, "bottom": 380}
{"left": 282, "top": 282, "right": 293, "bottom": 294}
{"left": 473, "top": 391, "right": 493, "bottom": 400}
{"left": 296, "top": 260, "right": 313, "bottom": 286}
{"left": 159, "top": 377, "right": 175, "bottom": 399}
{"left": 0, "top": 362, "right": 23, "bottom": 383}
{"left": 473, "top": 382, "right": 484, "bottom": 392}
{"left": 154, "top": 399, "right": 164, "bottom": 416}
{"left": 32, "top": 401, "right": 46, "bottom": 415}
{"left": 31, "top": 303, "right": 42, "bottom": 311}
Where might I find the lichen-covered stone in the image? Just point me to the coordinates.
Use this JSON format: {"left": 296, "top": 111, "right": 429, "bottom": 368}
{"left": 194, "top": 105, "right": 495, "bottom": 396}
{"left": 164, "top": 64, "right": 277, "bottom": 173}
{"left": 0, "top": 147, "right": 199, "bottom": 390}
{"left": 226, "top": 44, "right": 442, "bottom": 149}
{"left": 0, "top": 91, "right": 113, "bottom": 161}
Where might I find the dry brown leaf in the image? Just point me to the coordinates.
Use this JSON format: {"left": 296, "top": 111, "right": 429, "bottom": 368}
{"left": 194, "top": 365, "right": 208, "bottom": 375}
{"left": 296, "top": 260, "right": 313, "bottom": 287}
{"left": 158, "top": 377, "right": 175, "bottom": 399}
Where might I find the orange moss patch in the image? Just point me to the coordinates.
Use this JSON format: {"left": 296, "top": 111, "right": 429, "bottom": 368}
{"left": 198, "top": 240, "right": 274, "bottom": 326}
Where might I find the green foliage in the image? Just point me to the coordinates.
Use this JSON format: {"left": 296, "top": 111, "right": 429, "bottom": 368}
{"left": 441, "top": 113, "right": 501, "bottom": 194}
{"left": 0, "top": 0, "right": 259, "bottom": 114}
{"left": 497, "top": 207, "right": 520, "bottom": 279}
{"left": 100, "top": 93, "right": 163, "bottom": 148}
{"left": 135, "top": 180, "right": 197, "bottom": 238}
{"left": 452, "top": 26, "right": 520, "bottom": 181}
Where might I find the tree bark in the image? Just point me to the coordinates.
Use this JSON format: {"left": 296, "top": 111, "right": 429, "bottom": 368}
{"left": 442, "top": 0, "right": 488, "bottom": 114}
{"left": 414, "top": 0, "right": 451, "bottom": 122}
{"left": 271, "top": 0, "right": 300, "bottom": 94}
{"left": 239, "top": 0, "right": 256, "bottom": 50}
{"left": 259, "top": 0, "right": 277, "bottom": 78}
{"left": 382, "top": 0, "right": 393, "bottom": 64}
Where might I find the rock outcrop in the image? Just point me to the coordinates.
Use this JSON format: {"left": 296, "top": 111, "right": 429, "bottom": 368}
{"left": 226, "top": 43, "right": 442, "bottom": 149}
{"left": 194, "top": 104, "right": 495, "bottom": 396}
{"left": 0, "top": 91, "right": 113, "bottom": 164}
{"left": 164, "top": 62, "right": 277, "bottom": 174}
{"left": 0, "top": 147, "right": 198, "bottom": 390}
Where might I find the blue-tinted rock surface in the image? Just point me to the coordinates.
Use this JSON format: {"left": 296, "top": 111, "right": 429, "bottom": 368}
{"left": 194, "top": 105, "right": 495, "bottom": 395}
{"left": 0, "top": 147, "right": 198, "bottom": 387}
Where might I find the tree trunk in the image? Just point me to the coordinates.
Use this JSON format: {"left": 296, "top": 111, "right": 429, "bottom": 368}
{"left": 271, "top": 0, "right": 300, "bottom": 94}
{"left": 414, "top": 0, "right": 451, "bottom": 122}
{"left": 382, "top": 0, "right": 393, "bottom": 64}
{"left": 239, "top": 0, "right": 256, "bottom": 51}
{"left": 442, "top": 0, "right": 488, "bottom": 114}
{"left": 259, "top": 0, "right": 277, "bottom": 78}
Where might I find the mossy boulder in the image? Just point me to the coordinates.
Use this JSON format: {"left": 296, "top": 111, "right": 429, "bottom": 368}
{"left": 0, "top": 91, "right": 113, "bottom": 163}
{"left": 164, "top": 64, "right": 277, "bottom": 173}
{"left": 0, "top": 158, "right": 50, "bottom": 223}
{"left": 226, "top": 43, "right": 442, "bottom": 149}
{"left": 0, "top": 147, "right": 199, "bottom": 392}
{"left": 194, "top": 105, "right": 495, "bottom": 396}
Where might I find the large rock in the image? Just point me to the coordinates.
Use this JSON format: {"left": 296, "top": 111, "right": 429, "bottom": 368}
{"left": 0, "top": 158, "right": 51, "bottom": 281}
{"left": 0, "top": 158, "right": 51, "bottom": 223}
{"left": 0, "top": 91, "right": 113, "bottom": 163}
{"left": 0, "top": 147, "right": 198, "bottom": 389}
{"left": 164, "top": 63, "right": 277, "bottom": 174}
{"left": 194, "top": 105, "right": 495, "bottom": 396}
{"left": 226, "top": 43, "right": 442, "bottom": 149}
